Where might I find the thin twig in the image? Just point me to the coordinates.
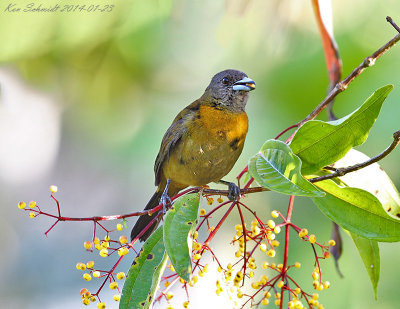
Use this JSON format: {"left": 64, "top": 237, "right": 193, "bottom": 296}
{"left": 387, "top": 16, "right": 400, "bottom": 34}
{"left": 295, "top": 31, "right": 400, "bottom": 129}
{"left": 309, "top": 130, "right": 400, "bottom": 183}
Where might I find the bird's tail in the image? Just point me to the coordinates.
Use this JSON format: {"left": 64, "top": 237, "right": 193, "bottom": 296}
{"left": 130, "top": 190, "right": 163, "bottom": 242}
{"left": 130, "top": 185, "right": 181, "bottom": 242}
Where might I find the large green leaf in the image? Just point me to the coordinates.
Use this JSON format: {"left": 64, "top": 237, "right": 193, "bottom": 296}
{"left": 350, "top": 232, "right": 380, "bottom": 299}
{"left": 312, "top": 179, "right": 400, "bottom": 242}
{"left": 163, "top": 193, "right": 200, "bottom": 282}
{"left": 120, "top": 227, "right": 168, "bottom": 309}
{"left": 248, "top": 140, "right": 324, "bottom": 197}
{"left": 290, "top": 85, "right": 393, "bottom": 175}
{"left": 334, "top": 149, "right": 400, "bottom": 219}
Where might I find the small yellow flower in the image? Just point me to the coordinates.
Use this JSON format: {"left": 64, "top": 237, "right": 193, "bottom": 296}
{"left": 193, "top": 231, "right": 198, "bottom": 240}
{"left": 183, "top": 301, "right": 190, "bottom": 308}
{"left": 271, "top": 210, "right": 279, "bottom": 218}
{"left": 83, "top": 273, "right": 92, "bottom": 281}
{"left": 18, "top": 201, "right": 26, "bottom": 209}
{"left": 93, "top": 271, "right": 101, "bottom": 278}
{"left": 266, "top": 249, "right": 276, "bottom": 257}
{"left": 271, "top": 240, "right": 280, "bottom": 247}
{"left": 295, "top": 262, "right": 301, "bottom": 268}
{"left": 298, "top": 228, "right": 308, "bottom": 238}
{"left": 116, "top": 272, "right": 125, "bottom": 280}
{"left": 97, "top": 302, "right": 106, "bottom": 309}
{"left": 166, "top": 292, "right": 174, "bottom": 300}
{"left": 309, "top": 234, "right": 317, "bottom": 243}
{"left": 84, "top": 241, "right": 92, "bottom": 250}
{"left": 193, "top": 242, "right": 202, "bottom": 251}
{"left": 82, "top": 298, "right": 90, "bottom": 305}
{"left": 104, "top": 235, "right": 110, "bottom": 241}
{"left": 93, "top": 237, "right": 100, "bottom": 245}
{"left": 109, "top": 281, "right": 118, "bottom": 290}
{"left": 116, "top": 223, "right": 123, "bottom": 231}
{"left": 118, "top": 247, "right": 129, "bottom": 256}
{"left": 29, "top": 201, "right": 37, "bottom": 208}
{"left": 217, "top": 197, "right": 223, "bottom": 203}
{"left": 119, "top": 235, "right": 128, "bottom": 244}
{"left": 99, "top": 248, "right": 108, "bottom": 257}
{"left": 113, "top": 294, "right": 121, "bottom": 301}
{"left": 193, "top": 253, "right": 201, "bottom": 260}
{"left": 267, "top": 220, "right": 276, "bottom": 229}
{"left": 29, "top": 212, "right": 36, "bottom": 219}
{"left": 277, "top": 280, "right": 284, "bottom": 288}
{"left": 328, "top": 239, "right": 336, "bottom": 246}
{"left": 199, "top": 208, "right": 206, "bottom": 216}
{"left": 259, "top": 275, "right": 268, "bottom": 285}
{"left": 49, "top": 185, "right": 58, "bottom": 193}
{"left": 274, "top": 226, "right": 281, "bottom": 234}
{"left": 207, "top": 198, "right": 214, "bottom": 205}
{"left": 86, "top": 261, "right": 94, "bottom": 268}
{"left": 259, "top": 243, "right": 267, "bottom": 252}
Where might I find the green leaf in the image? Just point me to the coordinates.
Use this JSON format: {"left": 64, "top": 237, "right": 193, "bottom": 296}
{"left": 334, "top": 149, "right": 400, "bottom": 219}
{"left": 120, "top": 227, "right": 168, "bottom": 309}
{"left": 248, "top": 140, "right": 325, "bottom": 197}
{"left": 290, "top": 85, "right": 393, "bottom": 174}
{"left": 163, "top": 193, "right": 200, "bottom": 282}
{"left": 350, "top": 232, "right": 380, "bottom": 299}
{"left": 312, "top": 179, "right": 400, "bottom": 242}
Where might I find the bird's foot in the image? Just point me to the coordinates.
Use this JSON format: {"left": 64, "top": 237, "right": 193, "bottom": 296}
{"left": 160, "top": 179, "right": 173, "bottom": 215}
{"left": 160, "top": 191, "right": 173, "bottom": 215}
{"left": 219, "top": 180, "right": 241, "bottom": 201}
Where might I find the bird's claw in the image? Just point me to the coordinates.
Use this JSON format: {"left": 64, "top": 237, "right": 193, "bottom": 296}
{"left": 160, "top": 192, "right": 172, "bottom": 215}
{"left": 227, "top": 182, "right": 241, "bottom": 201}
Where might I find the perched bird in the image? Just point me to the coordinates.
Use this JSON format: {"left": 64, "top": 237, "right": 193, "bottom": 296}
{"left": 131, "top": 69, "right": 256, "bottom": 241}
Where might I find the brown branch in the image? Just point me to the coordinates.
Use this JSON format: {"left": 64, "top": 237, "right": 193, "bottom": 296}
{"left": 296, "top": 27, "right": 400, "bottom": 128}
{"left": 309, "top": 130, "right": 400, "bottom": 183}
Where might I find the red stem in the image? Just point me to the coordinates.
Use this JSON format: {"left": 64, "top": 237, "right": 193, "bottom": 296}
{"left": 236, "top": 203, "right": 248, "bottom": 285}
{"left": 280, "top": 195, "right": 295, "bottom": 309}
{"left": 275, "top": 124, "right": 299, "bottom": 140}
{"left": 203, "top": 202, "right": 236, "bottom": 244}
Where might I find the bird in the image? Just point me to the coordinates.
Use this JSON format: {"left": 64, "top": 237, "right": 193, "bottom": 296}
{"left": 130, "top": 69, "right": 256, "bottom": 242}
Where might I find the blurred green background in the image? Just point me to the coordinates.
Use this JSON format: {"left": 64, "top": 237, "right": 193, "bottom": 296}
{"left": 1, "top": 0, "right": 400, "bottom": 308}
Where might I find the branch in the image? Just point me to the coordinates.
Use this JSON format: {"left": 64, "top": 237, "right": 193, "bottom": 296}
{"left": 309, "top": 130, "right": 400, "bottom": 183}
{"left": 295, "top": 22, "right": 400, "bottom": 128}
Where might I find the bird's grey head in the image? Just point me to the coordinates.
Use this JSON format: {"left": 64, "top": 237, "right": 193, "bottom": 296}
{"left": 203, "top": 69, "right": 256, "bottom": 112}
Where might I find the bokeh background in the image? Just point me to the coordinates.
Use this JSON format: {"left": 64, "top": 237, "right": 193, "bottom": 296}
{"left": 1, "top": 0, "right": 400, "bottom": 308}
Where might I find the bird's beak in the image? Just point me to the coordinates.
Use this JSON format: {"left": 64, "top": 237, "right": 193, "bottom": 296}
{"left": 233, "top": 77, "right": 256, "bottom": 92}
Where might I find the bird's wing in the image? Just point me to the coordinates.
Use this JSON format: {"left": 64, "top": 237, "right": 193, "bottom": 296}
{"left": 154, "top": 100, "right": 201, "bottom": 186}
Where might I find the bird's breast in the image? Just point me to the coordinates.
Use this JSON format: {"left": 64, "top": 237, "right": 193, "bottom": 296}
{"left": 162, "top": 105, "right": 248, "bottom": 186}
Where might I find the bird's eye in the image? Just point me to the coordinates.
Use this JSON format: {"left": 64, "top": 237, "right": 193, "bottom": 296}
{"left": 222, "top": 77, "right": 229, "bottom": 85}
